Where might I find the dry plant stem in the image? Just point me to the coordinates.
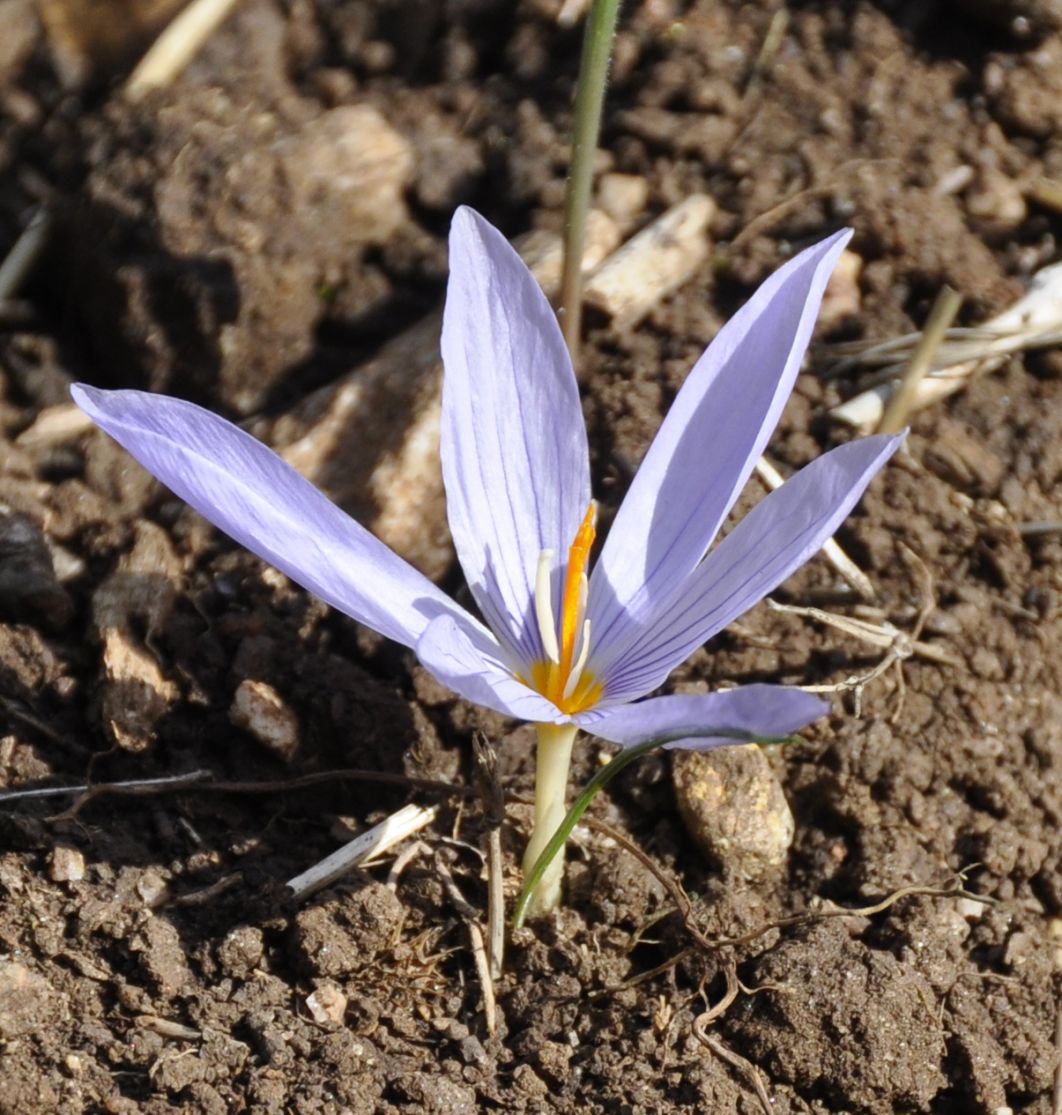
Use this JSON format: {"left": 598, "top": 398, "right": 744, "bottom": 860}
{"left": 473, "top": 733, "right": 506, "bottom": 979}
{"left": 521, "top": 722, "right": 578, "bottom": 917}
{"left": 754, "top": 456, "right": 876, "bottom": 600}
{"left": 1029, "top": 176, "right": 1062, "bottom": 215}
{"left": 434, "top": 851, "right": 498, "bottom": 1036}
{"left": 729, "top": 159, "right": 899, "bottom": 253}
{"left": 560, "top": 0, "right": 622, "bottom": 363}
{"left": 1019, "top": 520, "right": 1062, "bottom": 538}
{"left": 173, "top": 872, "right": 243, "bottom": 907}
{"left": 823, "top": 260, "right": 1062, "bottom": 431}
{"left": 693, "top": 965, "right": 773, "bottom": 1115}
{"left": 286, "top": 803, "right": 437, "bottom": 902}
{"left": 0, "top": 766, "right": 473, "bottom": 821}
{"left": 0, "top": 207, "right": 51, "bottom": 303}
{"left": 125, "top": 0, "right": 241, "bottom": 99}
{"left": 878, "top": 285, "right": 963, "bottom": 434}
{"left": 583, "top": 814, "right": 989, "bottom": 958}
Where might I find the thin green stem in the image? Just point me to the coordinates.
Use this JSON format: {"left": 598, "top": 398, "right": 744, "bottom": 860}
{"left": 513, "top": 728, "right": 800, "bottom": 930}
{"left": 560, "top": 0, "right": 622, "bottom": 366}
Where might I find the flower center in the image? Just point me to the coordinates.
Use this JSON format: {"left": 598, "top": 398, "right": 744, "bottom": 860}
{"left": 527, "top": 502, "right": 603, "bottom": 714}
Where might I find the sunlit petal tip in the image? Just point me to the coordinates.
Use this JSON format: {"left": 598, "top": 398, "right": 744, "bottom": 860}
{"left": 440, "top": 208, "right": 591, "bottom": 666}
{"left": 589, "top": 227, "right": 858, "bottom": 657}
{"left": 576, "top": 686, "right": 829, "bottom": 751}
{"left": 71, "top": 383, "right": 470, "bottom": 651}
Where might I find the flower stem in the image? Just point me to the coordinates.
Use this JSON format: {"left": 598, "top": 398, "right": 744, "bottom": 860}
{"left": 513, "top": 726, "right": 804, "bottom": 930}
{"left": 521, "top": 722, "right": 579, "bottom": 917}
{"left": 560, "top": 0, "right": 622, "bottom": 366}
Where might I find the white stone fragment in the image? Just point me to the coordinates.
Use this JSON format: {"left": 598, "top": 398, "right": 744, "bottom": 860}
{"left": 230, "top": 679, "right": 299, "bottom": 763}
{"left": 306, "top": 982, "right": 348, "bottom": 1025}
{"left": 49, "top": 845, "right": 85, "bottom": 883}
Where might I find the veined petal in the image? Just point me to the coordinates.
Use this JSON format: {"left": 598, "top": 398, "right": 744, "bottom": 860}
{"left": 440, "top": 207, "right": 591, "bottom": 668}
{"left": 72, "top": 384, "right": 473, "bottom": 650}
{"left": 417, "top": 614, "right": 566, "bottom": 723}
{"left": 595, "top": 434, "right": 903, "bottom": 703}
{"left": 589, "top": 230, "right": 852, "bottom": 664}
{"left": 576, "top": 686, "right": 828, "bottom": 750}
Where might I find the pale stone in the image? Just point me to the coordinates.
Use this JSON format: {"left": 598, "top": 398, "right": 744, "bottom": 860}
{"left": 230, "top": 679, "right": 299, "bottom": 762}
{"left": 305, "top": 981, "right": 347, "bottom": 1025}
{"left": 672, "top": 744, "right": 794, "bottom": 881}
{"left": 49, "top": 845, "right": 85, "bottom": 883}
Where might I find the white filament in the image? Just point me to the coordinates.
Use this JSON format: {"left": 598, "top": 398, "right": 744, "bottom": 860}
{"left": 534, "top": 549, "right": 560, "bottom": 664}
{"left": 562, "top": 619, "right": 593, "bottom": 701}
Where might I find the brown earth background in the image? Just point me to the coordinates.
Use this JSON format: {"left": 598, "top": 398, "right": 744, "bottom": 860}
{"left": 0, "top": 0, "right": 1060, "bottom": 1112}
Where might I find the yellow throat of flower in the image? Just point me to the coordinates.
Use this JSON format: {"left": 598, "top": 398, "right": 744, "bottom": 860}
{"left": 526, "top": 502, "right": 603, "bottom": 715}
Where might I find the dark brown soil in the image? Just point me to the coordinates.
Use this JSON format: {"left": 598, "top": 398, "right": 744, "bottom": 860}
{"left": 0, "top": 1, "right": 1059, "bottom": 1112}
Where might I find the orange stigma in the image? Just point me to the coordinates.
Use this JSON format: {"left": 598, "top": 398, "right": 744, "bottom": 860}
{"left": 526, "top": 501, "right": 602, "bottom": 714}
{"left": 558, "top": 502, "right": 596, "bottom": 677}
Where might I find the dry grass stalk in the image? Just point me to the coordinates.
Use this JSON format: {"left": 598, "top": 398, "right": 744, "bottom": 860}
{"left": 832, "top": 261, "right": 1062, "bottom": 432}
{"left": 878, "top": 285, "right": 963, "bottom": 435}
{"left": 124, "top": 0, "right": 241, "bottom": 99}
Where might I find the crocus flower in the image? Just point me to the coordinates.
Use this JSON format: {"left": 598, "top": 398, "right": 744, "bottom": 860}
{"left": 73, "top": 207, "right": 901, "bottom": 915}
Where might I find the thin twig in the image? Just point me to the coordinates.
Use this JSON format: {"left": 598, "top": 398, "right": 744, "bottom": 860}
{"left": 0, "top": 208, "right": 51, "bottom": 303}
{"left": 0, "top": 766, "right": 473, "bottom": 821}
{"left": 172, "top": 872, "right": 243, "bottom": 907}
{"left": 766, "top": 544, "right": 958, "bottom": 720}
{"left": 728, "top": 160, "right": 899, "bottom": 254}
{"left": 878, "top": 285, "right": 963, "bottom": 434}
{"left": 692, "top": 964, "right": 773, "bottom": 1115}
{"left": 0, "top": 694, "right": 81, "bottom": 750}
{"left": 580, "top": 814, "right": 711, "bottom": 951}
{"left": 386, "top": 840, "right": 429, "bottom": 891}
{"left": 831, "top": 261, "right": 1062, "bottom": 432}
{"left": 581, "top": 815, "right": 991, "bottom": 955}
{"left": 434, "top": 850, "right": 497, "bottom": 1036}
{"left": 473, "top": 732, "right": 506, "bottom": 980}
{"left": 1018, "top": 521, "right": 1062, "bottom": 538}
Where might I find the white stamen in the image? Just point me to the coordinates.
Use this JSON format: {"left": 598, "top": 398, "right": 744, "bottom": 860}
{"left": 534, "top": 550, "right": 560, "bottom": 664}
{"left": 562, "top": 619, "right": 593, "bottom": 701}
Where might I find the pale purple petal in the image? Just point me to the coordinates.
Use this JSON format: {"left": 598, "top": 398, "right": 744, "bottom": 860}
{"left": 416, "top": 615, "right": 565, "bottom": 723}
{"left": 589, "top": 230, "right": 852, "bottom": 664}
{"left": 595, "top": 434, "right": 903, "bottom": 703}
{"left": 576, "top": 686, "right": 828, "bottom": 750}
{"left": 440, "top": 207, "right": 591, "bottom": 669}
{"left": 72, "top": 384, "right": 475, "bottom": 650}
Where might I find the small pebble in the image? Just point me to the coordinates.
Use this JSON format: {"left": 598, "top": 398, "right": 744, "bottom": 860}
{"left": 957, "top": 896, "right": 986, "bottom": 921}
{"left": 230, "top": 679, "right": 299, "bottom": 762}
{"left": 305, "top": 982, "right": 347, "bottom": 1025}
{"left": 0, "top": 960, "right": 60, "bottom": 1039}
{"left": 136, "top": 870, "right": 169, "bottom": 908}
{"left": 672, "top": 744, "right": 794, "bottom": 880}
{"left": 49, "top": 845, "right": 85, "bottom": 883}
